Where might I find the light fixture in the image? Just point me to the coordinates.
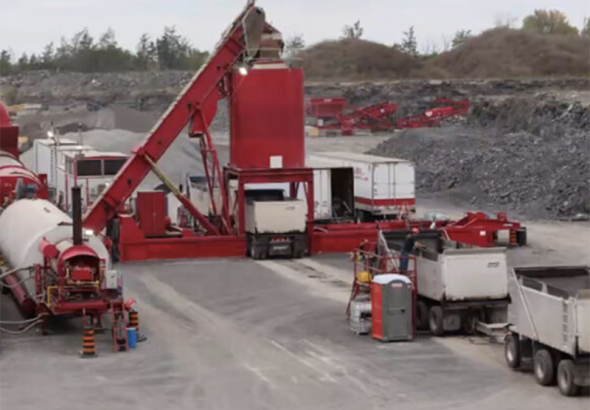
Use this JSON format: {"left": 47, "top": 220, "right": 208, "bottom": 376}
{"left": 84, "top": 229, "right": 94, "bottom": 236}
{"left": 47, "top": 130, "right": 54, "bottom": 138}
{"left": 238, "top": 66, "right": 248, "bottom": 76}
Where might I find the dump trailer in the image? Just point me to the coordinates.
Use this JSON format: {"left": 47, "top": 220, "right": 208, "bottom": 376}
{"left": 245, "top": 189, "right": 307, "bottom": 259}
{"left": 383, "top": 230, "right": 509, "bottom": 336}
{"left": 505, "top": 266, "right": 590, "bottom": 396}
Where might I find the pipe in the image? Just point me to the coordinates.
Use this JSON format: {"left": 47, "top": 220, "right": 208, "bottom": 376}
{"left": 72, "top": 185, "right": 83, "bottom": 245}
{"left": 2, "top": 273, "right": 36, "bottom": 317}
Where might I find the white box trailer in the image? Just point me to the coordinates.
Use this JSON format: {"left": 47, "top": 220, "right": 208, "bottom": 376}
{"left": 33, "top": 138, "right": 78, "bottom": 191}
{"left": 505, "top": 266, "right": 590, "bottom": 396}
{"left": 55, "top": 148, "right": 128, "bottom": 212}
{"left": 304, "top": 158, "right": 354, "bottom": 221}
{"left": 307, "top": 152, "right": 415, "bottom": 221}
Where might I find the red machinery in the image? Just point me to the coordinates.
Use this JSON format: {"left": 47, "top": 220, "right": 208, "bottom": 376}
{"left": 0, "top": 101, "right": 127, "bottom": 352}
{"left": 78, "top": 2, "right": 523, "bottom": 263}
{"left": 0, "top": 188, "right": 128, "bottom": 351}
{"left": 306, "top": 97, "right": 470, "bottom": 136}
{"left": 442, "top": 212, "right": 525, "bottom": 248}
{"left": 0, "top": 101, "right": 48, "bottom": 204}
{"left": 82, "top": 2, "right": 314, "bottom": 261}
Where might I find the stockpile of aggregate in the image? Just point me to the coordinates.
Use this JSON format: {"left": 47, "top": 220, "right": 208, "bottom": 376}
{"left": 369, "top": 98, "right": 589, "bottom": 220}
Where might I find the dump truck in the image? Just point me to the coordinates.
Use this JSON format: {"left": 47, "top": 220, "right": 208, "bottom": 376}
{"left": 245, "top": 189, "right": 307, "bottom": 259}
{"left": 383, "top": 230, "right": 509, "bottom": 336}
{"left": 505, "top": 266, "right": 590, "bottom": 396}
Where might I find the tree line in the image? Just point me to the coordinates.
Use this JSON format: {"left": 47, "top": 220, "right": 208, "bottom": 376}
{"left": 286, "top": 9, "right": 590, "bottom": 58}
{"left": 2, "top": 9, "right": 589, "bottom": 76}
{"left": 0, "top": 26, "right": 209, "bottom": 76}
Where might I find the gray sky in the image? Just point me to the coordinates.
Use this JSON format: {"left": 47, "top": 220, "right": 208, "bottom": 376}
{"left": 0, "top": 0, "right": 588, "bottom": 57}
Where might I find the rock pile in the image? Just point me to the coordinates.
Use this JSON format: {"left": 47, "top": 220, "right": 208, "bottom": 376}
{"left": 370, "top": 98, "right": 589, "bottom": 220}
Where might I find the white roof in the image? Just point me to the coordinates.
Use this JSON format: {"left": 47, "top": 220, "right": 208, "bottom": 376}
{"left": 62, "top": 149, "right": 128, "bottom": 159}
{"left": 305, "top": 157, "right": 352, "bottom": 169}
{"left": 35, "top": 138, "right": 77, "bottom": 146}
{"left": 310, "top": 151, "right": 412, "bottom": 164}
{"left": 57, "top": 145, "right": 93, "bottom": 152}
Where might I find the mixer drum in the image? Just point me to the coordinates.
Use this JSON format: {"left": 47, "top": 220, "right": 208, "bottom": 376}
{"left": 0, "top": 199, "right": 110, "bottom": 294}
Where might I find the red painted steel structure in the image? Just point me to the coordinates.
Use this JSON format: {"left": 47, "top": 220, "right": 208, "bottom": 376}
{"left": 441, "top": 212, "right": 522, "bottom": 248}
{"left": 230, "top": 68, "right": 305, "bottom": 169}
{"left": 0, "top": 100, "right": 48, "bottom": 203}
{"left": 83, "top": 2, "right": 275, "bottom": 235}
{"left": 35, "top": 241, "right": 126, "bottom": 349}
{"left": 74, "top": 3, "right": 522, "bottom": 262}
{"left": 306, "top": 98, "right": 470, "bottom": 135}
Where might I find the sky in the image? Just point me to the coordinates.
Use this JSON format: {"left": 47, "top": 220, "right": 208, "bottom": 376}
{"left": 0, "top": 0, "right": 588, "bottom": 57}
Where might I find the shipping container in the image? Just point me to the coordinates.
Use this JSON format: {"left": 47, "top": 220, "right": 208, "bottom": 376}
{"left": 307, "top": 152, "right": 415, "bottom": 220}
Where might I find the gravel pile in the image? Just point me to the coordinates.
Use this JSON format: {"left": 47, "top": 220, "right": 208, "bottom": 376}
{"left": 369, "top": 98, "right": 589, "bottom": 220}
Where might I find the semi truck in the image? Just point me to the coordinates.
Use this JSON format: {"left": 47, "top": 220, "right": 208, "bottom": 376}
{"left": 307, "top": 152, "right": 415, "bottom": 221}
{"left": 505, "top": 266, "right": 589, "bottom": 396}
{"left": 383, "top": 230, "right": 509, "bottom": 336}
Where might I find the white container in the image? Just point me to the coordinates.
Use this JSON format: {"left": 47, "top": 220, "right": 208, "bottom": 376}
{"left": 416, "top": 247, "right": 508, "bottom": 302}
{"left": 244, "top": 199, "right": 306, "bottom": 234}
{"left": 304, "top": 157, "right": 354, "bottom": 220}
{"left": 307, "top": 152, "right": 415, "bottom": 216}
{"left": 33, "top": 138, "right": 77, "bottom": 188}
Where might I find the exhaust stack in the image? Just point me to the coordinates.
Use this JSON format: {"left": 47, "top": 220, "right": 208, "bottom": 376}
{"left": 71, "top": 186, "right": 83, "bottom": 246}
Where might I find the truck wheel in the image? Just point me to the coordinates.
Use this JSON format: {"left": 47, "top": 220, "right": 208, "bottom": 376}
{"left": 557, "top": 359, "right": 579, "bottom": 396}
{"left": 462, "top": 312, "right": 478, "bottom": 335}
{"left": 534, "top": 349, "right": 556, "bottom": 386}
{"left": 250, "top": 240, "right": 259, "bottom": 260}
{"left": 416, "top": 300, "right": 429, "bottom": 330}
{"left": 428, "top": 306, "right": 444, "bottom": 336}
{"left": 504, "top": 333, "right": 521, "bottom": 369}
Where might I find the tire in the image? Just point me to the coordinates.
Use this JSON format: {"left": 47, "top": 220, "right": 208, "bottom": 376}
{"left": 428, "top": 305, "right": 444, "bottom": 336}
{"left": 557, "top": 359, "right": 579, "bottom": 397}
{"left": 504, "top": 333, "right": 521, "bottom": 369}
{"left": 416, "top": 300, "right": 429, "bottom": 330}
{"left": 462, "top": 312, "right": 478, "bottom": 335}
{"left": 534, "top": 349, "right": 556, "bottom": 386}
{"left": 250, "top": 239, "right": 259, "bottom": 260}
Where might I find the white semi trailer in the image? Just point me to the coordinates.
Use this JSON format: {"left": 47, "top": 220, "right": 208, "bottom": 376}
{"left": 307, "top": 152, "right": 415, "bottom": 221}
